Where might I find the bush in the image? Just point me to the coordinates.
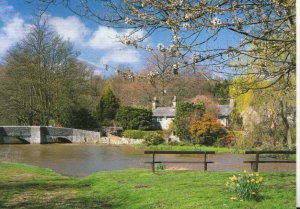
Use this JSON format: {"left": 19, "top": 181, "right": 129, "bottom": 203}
{"left": 143, "top": 133, "right": 164, "bottom": 146}
{"left": 226, "top": 171, "right": 263, "bottom": 201}
{"left": 116, "top": 106, "right": 153, "bottom": 130}
{"left": 174, "top": 101, "right": 205, "bottom": 141}
{"left": 215, "top": 132, "right": 236, "bottom": 147}
{"left": 189, "top": 114, "right": 227, "bottom": 145}
{"left": 124, "top": 130, "right": 162, "bottom": 139}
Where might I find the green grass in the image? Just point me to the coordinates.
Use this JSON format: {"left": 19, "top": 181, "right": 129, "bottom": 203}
{"left": 135, "top": 144, "right": 244, "bottom": 154}
{"left": 0, "top": 162, "right": 296, "bottom": 209}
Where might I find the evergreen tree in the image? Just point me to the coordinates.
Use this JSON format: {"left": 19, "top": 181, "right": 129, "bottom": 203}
{"left": 96, "top": 85, "right": 120, "bottom": 126}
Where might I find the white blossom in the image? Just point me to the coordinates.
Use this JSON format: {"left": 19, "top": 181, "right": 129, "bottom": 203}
{"left": 157, "top": 43, "right": 165, "bottom": 52}
{"left": 146, "top": 45, "right": 153, "bottom": 52}
{"left": 183, "top": 23, "right": 190, "bottom": 30}
{"left": 211, "top": 17, "right": 222, "bottom": 29}
{"left": 125, "top": 17, "right": 133, "bottom": 24}
{"left": 173, "top": 35, "right": 180, "bottom": 43}
{"left": 192, "top": 54, "right": 200, "bottom": 63}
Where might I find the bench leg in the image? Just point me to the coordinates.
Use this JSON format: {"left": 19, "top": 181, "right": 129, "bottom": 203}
{"left": 152, "top": 154, "right": 155, "bottom": 173}
{"left": 204, "top": 154, "right": 207, "bottom": 171}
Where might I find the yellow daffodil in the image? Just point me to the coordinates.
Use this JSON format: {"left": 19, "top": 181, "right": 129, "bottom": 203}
{"left": 251, "top": 179, "right": 255, "bottom": 182}
{"left": 255, "top": 172, "right": 260, "bottom": 176}
{"left": 259, "top": 177, "right": 263, "bottom": 182}
{"left": 236, "top": 184, "right": 240, "bottom": 188}
{"left": 230, "top": 175, "right": 237, "bottom": 181}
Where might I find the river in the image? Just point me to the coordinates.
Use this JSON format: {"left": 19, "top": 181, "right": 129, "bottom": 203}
{"left": 0, "top": 144, "right": 295, "bottom": 176}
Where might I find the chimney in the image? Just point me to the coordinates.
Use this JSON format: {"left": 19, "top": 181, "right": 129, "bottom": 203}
{"left": 152, "top": 97, "right": 158, "bottom": 110}
{"left": 172, "top": 96, "right": 177, "bottom": 108}
{"left": 229, "top": 98, "right": 234, "bottom": 108}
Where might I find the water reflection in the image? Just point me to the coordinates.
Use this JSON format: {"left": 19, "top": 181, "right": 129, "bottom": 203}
{"left": 0, "top": 144, "right": 295, "bottom": 176}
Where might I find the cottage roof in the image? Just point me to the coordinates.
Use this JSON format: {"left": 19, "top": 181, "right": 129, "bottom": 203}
{"left": 153, "top": 107, "right": 176, "bottom": 117}
{"left": 218, "top": 105, "right": 233, "bottom": 117}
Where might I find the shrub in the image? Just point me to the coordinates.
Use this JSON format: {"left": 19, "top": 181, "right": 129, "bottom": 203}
{"left": 155, "top": 163, "right": 166, "bottom": 170}
{"left": 189, "top": 114, "right": 227, "bottom": 145}
{"left": 226, "top": 171, "right": 263, "bottom": 201}
{"left": 215, "top": 132, "right": 236, "bottom": 147}
{"left": 174, "top": 101, "right": 205, "bottom": 141}
{"left": 116, "top": 106, "right": 153, "bottom": 130}
{"left": 124, "top": 130, "right": 162, "bottom": 139}
{"left": 143, "top": 133, "right": 164, "bottom": 146}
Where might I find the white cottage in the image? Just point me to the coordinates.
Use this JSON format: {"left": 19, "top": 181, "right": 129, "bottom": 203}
{"left": 152, "top": 96, "right": 234, "bottom": 130}
{"left": 217, "top": 99, "right": 234, "bottom": 127}
{"left": 152, "top": 96, "right": 176, "bottom": 130}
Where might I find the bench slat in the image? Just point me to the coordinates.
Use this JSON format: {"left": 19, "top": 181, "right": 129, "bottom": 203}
{"left": 145, "top": 161, "right": 214, "bottom": 164}
{"left": 245, "top": 150, "right": 296, "bottom": 154}
{"left": 144, "top": 150, "right": 215, "bottom": 154}
{"left": 244, "top": 160, "right": 296, "bottom": 163}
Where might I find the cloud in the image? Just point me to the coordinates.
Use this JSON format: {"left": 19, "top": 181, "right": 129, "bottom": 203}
{"left": 88, "top": 26, "right": 145, "bottom": 50}
{"left": 0, "top": 16, "right": 28, "bottom": 57}
{"left": 100, "top": 49, "right": 140, "bottom": 64}
{"left": 87, "top": 26, "right": 123, "bottom": 49}
{"left": 48, "top": 16, "right": 90, "bottom": 43}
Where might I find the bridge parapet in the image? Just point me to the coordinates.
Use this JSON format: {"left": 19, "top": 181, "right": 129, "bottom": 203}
{"left": 0, "top": 126, "right": 101, "bottom": 144}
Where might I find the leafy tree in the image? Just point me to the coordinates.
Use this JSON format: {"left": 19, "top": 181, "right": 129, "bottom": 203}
{"left": 0, "top": 17, "right": 97, "bottom": 126}
{"left": 63, "top": 107, "right": 97, "bottom": 130}
{"left": 116, "top": 106, "right": 153, "bottom": 130}
{"left": 190, "top": 115, "right": 227, "bottom": 145}
{"left": 174, "top": 101, "right": 205, "bottom": 141}
{"left": 96, "top": 85, "right": 120, "bottom": 126}
{"left": 213, "top": 80, "right": 230, "bottom": 105}
{"left": 191, "top": 95, "right": 219, "bottom": 118}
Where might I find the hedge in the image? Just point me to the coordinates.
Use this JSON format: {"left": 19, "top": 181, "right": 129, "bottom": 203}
{"left": 123, "top": 130, "right": 163, "bottom": 139}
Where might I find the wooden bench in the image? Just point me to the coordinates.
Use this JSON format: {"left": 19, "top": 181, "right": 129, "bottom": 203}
{"left": 244, "top": 150, "right": 296, "bottom": 172}
{"left": 144, "top": 150, "right": 215, "bottom": 173}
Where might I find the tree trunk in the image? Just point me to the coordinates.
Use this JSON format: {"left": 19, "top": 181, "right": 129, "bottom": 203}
{"left": 280, "top": 100, "right": 292, "bottom": 149}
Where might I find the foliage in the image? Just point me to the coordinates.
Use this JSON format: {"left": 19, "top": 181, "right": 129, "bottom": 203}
{"left": 96, "top": 85, "right": 120, "bottom": 126}
{"left": 116, "top": 106, "right": 153, "bottom": 130}
{"left": 63, "top": 107, "right": 98, "bottom": 130}
{"left": 0, "top": 162, "right": 296, "bottom": 209}
{"left": 230, "top": 76, "right": 296, "bottom": 149}
{"left": 191, "top": 95, "right": 219, "bottom": 117}
{"left": 189, "top": 114, "right": 227, "bottom": 145}
{"left": 143, "top": 133, "right": 164, "bottom": 146}
{"left": 155, "top": 163, "right": 166, "bottom": 171}
{"left": 174, "top": 101, "right": 205, "bottom": 141}
{"left": 227, "top": 171, "right": 264, "bottom": 201}
{"left": 0, "top": 18, "right": 100, "bottom": 126}
{"left": 213, "top": 80, "right": 230, "bottom": 105}
{"left": 123, "top": 130, "right": 161, "bottom": 139}
{"left": 215, "top": 132, "right": 236, "bottom": 147}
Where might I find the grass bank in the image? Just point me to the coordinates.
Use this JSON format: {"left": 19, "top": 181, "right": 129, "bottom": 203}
{"left": 0, "top": 162, "right": 295, "bottom": 209}
{"left": 135, "top": 144, "right": 244, "bottom": 154}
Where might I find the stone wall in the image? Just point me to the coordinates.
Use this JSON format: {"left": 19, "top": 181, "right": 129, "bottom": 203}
{"left": 107, "top": 133, "right": 143, "bottom": 145}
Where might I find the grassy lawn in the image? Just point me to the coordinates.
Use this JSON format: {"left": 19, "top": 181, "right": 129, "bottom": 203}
{"left": 0, "top": 162, "right": 295, "bottom": 209}
{"left": 135, "top": 144, "right": 244, "bottom": 154}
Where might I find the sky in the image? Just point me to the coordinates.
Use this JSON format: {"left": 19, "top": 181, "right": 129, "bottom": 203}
{"left": 0, "top": 0, "right": 240, "bottom": 77}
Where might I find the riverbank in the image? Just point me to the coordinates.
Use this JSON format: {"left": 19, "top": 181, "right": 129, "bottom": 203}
{"left": 135, "top": 144, "right": 244, "bottom": 153}
{"left": 0, "top": 162, "right": 295, "bottom": 208}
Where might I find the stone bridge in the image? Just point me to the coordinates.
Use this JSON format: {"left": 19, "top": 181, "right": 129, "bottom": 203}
{"left": 0, "top": 126, "right": 107, "bottom": 144}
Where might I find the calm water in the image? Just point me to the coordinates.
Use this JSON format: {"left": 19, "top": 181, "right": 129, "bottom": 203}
{"left": 0, "top": 144, "right": 295, "bottom": 176}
